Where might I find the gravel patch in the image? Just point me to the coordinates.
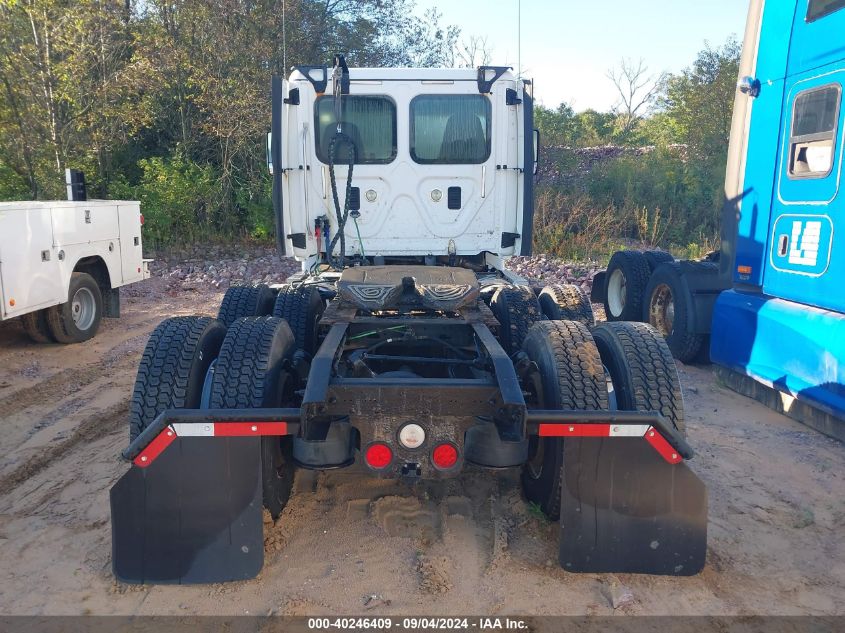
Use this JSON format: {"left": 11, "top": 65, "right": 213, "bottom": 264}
{"left": 140, "top": 245, "right": 606, "bottom": 296}
{"left": 506, "top": 255, "right": 604, "bottom": 293}
{"left": 146, "top": 244, "right": 301, "bottom": 292}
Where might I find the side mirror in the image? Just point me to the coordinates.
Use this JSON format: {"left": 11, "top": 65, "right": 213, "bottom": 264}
{"left": 266, "top": 132, "right": 273, "bottom": 174}
{"left": 532, "top": 129, "right": 540, "bottom": 176}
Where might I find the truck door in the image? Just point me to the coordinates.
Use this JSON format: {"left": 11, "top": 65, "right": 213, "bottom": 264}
{"left": 763, "top": 4, "right": 845, "bottom": 312}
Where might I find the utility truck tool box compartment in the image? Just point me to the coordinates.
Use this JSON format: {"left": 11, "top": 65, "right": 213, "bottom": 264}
{"left": 0, "top": 200, "right": 148, "bottom": 321}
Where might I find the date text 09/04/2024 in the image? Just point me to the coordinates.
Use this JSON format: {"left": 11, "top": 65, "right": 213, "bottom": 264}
{"left": 307, "top": 617, "right": 529, "bottom": 630}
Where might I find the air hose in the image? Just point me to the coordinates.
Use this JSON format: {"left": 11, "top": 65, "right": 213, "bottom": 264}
{"left": 324, "top": 53, "right": 360, "bottom": 271}
{"left": 326, "top": 132, "right": 356, "bottom": 270}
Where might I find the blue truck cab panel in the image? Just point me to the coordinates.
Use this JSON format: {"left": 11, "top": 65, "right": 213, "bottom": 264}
{"left": 712, "top": 0, "right": 845, "bottom": 423}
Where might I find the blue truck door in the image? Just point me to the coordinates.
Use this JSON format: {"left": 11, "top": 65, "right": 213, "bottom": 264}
{"left": 763, "top": 3, "right": 845, "bottom": 312}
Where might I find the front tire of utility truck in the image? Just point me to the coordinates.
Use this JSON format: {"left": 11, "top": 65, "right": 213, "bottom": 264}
{"left": 46, "top": 272, "right": 103, "bottom": 343}
{"left": 208, "top": 317, "right": 297, "bottom": 519}
{"left": 520, "top": 320, "right": 609, "bottom": 520}
{"left": 129, "top": 316, "right": 226, "bottom": 441}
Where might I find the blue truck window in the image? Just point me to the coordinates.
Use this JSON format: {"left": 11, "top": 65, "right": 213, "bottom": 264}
{"left": 314, "top": 96, "right": 397, "bottom": 165}
{"left": 807, "top": 0, "right": 845, "bottom": 21}
{"left": 788, "top": 84, "right": 841, "bottom": 178}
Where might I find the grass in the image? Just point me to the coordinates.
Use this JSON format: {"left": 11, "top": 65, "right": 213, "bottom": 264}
{"left": 526, "top": 501, "right": 549, "bottom": 523}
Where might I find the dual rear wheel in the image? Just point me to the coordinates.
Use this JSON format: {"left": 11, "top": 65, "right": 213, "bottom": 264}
{"left": 520, "top": 319, "right": 684, "bottom": 520}
{"left": 131, "top": 284, "right": 325, "bottom": 519}
{"left": 21, "top": 272, "right": 104, "bottom": 344}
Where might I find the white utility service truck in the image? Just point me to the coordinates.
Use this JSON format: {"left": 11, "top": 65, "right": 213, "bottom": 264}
{"left": 0, "top": 198, "right": 150, "bottom": 344}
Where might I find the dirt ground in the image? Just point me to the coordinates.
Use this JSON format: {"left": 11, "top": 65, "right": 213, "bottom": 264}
{"left": 0, "top": 277, "right": 843, "bottom": 616}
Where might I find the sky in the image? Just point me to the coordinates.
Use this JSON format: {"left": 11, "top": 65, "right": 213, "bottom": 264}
{"left": 415, "top": 0, "right": 751, "bottom": 112}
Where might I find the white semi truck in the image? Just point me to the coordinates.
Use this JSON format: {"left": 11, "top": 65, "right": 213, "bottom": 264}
{"left": 110, "top": 59, "right": 707, "bottom": 585}
{"left": 0, "top": 198, "right": 150, "bottom": 344}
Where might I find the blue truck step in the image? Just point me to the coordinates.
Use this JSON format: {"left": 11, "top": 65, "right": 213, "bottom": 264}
{"left": 711, "top": 289, "right": 845, "bottom": 440}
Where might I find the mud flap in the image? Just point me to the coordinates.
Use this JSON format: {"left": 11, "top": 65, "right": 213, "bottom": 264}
{"left": 110, "top": 436, "right": 264, "bottom": 584}
{"left": 559, "top": 438, "right": 707, "bottom": 576}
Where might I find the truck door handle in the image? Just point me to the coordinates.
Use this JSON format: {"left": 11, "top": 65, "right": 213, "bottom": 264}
{"left": 778, "top": 234, "right": 789, "bottom": 257}
{"left": 41, "top": 250, "right": 51, "bottom": 262}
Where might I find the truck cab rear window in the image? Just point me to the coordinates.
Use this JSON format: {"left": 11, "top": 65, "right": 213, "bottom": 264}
{"left": 315, "top": 96, "right": 396, "bottom": 164}
{"left": 788, "top": 84, "right": 841, "bottom": 178}
{"left": 410, "top": 95, "right": 491, "bottom": 164}
{"left": 807, "top": 0, "right": 845, "bottom": 21}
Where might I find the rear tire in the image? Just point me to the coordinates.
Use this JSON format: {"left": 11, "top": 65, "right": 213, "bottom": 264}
{"left": 129, "top": 316, "right": 226, "bottom": 441}
{"left": 520, "top": 321, "right": 608, "bottom": 520}
{"left": 490, "top": 285, "right": 543, "bottom": 354}
{"left": 217, "top": 284, "right": 275, "bottom": 328}
{"left": 591, "top": 321, "right": 684, "bottom": 434}
{"left": 643, "top": 250, "right": 674, "bottom": 272}
{"left": 603, "top": 251, "right": 650, "bottom": 322}
{"left": 272, "top": 284, "right": 326, "bottom": 354}
{"left": 538, "top": 284, "right": 595, "bottom": 326}
{"left": 209, "top": 317, "right": 296, "bottom": 518}
{"left": 21, "top": 309, "right": 54, "bottom": 344}
{"left": 643, "top": 262, "right": 702, "bottom": 363}
{"left": 46, "top": 272, "right": 103, "bottom": 343}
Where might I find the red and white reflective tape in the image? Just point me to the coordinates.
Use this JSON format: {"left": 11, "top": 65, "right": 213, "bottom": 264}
{"left": 133, "top": 421, "right": 290, "bottom": 468}
{"left": 537, "top": 423, "right": 682, "bottom": 464}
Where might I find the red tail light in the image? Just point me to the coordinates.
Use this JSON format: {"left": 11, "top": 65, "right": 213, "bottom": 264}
{"left": 431, "top": 443, "right": 458, "bottom": 469}
{"left": 140, "top": 214, "right": 144, "bottom": 225}
{"left": 365, "top": 443, "right": 392, "bottom": 469}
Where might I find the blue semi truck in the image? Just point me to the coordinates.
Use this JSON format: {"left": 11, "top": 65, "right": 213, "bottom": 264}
{"left": 593, "top": 0, "right": 845, "bottom": 441}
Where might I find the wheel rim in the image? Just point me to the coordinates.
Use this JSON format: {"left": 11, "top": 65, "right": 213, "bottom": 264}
{"left": 70, "top": 287, "right": 96, "bottom": 331}
{"left": 649, "top": 283, "right": 675, "bottom": 337}
{"left": 607, "top": 269, "right": 626, "bottom": 317}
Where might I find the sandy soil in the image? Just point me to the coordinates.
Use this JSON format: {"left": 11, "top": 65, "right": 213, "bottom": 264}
{"left": 0, "top": 279, "right": 843, "bottom": 616}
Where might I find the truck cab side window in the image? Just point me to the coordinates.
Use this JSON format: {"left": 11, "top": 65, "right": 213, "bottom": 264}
{"left": 788, "top": 84, "right": 841, "bottom": 178}
{"left": 807, "top": 0, "right": 845, "bottom": 21}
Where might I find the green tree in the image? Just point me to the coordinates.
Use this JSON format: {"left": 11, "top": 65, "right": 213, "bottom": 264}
{"left": 534, "top": 103, "right": 577, "bottom": 146}
{"left": 662, "top": 38, "right": 741, "bottom": 159}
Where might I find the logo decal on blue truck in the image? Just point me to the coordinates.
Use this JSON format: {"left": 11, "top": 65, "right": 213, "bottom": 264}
{"left": 771, "top": 214, "right": 833, "bottom": 276}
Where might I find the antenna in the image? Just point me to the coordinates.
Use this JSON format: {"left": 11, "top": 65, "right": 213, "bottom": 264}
{"left": 282, "top": 0, "right": 287, "bottom": 73}
{"left": 517, "top": 0, "right": 521, "bottom": 79}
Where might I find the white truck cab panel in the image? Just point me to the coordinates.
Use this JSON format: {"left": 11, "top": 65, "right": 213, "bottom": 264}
{"left": 276, "top": 66, "right": 534, "bottom": 263}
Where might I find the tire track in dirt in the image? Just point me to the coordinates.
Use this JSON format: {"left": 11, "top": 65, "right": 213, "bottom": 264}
{"left": 0, "top": 347, "right": 140, "bottom": 418}
{"left": 0, "top": 398, "right": 127, "bottom": 497}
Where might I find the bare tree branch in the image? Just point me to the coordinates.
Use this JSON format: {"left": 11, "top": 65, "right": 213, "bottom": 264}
{"left": 454, "top": 35, "right": 491, "bottom": 68}
{"left": 607, "top": 58, "right": 667, "bottom": 137}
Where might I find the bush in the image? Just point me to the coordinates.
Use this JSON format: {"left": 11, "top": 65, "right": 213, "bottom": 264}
{"left": 108, "top": 151, "right": 278, "bottom": 246}
{"left": 235, "top": 175, "right": 275, "bottom": 241}
{"left": 110, "top": 153, "right": 219, "bottom": 246}
{"left": 0, "top": 160, "right": 30, "bottom": 200}
{"left": 579, "top": 148, "right": 723, "bottom": 249}
{"left": 533, "top": 148, "right": 724, "bottom": 259}
{"left": 533, "top": 191, "right": 626, "bottom": 261}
